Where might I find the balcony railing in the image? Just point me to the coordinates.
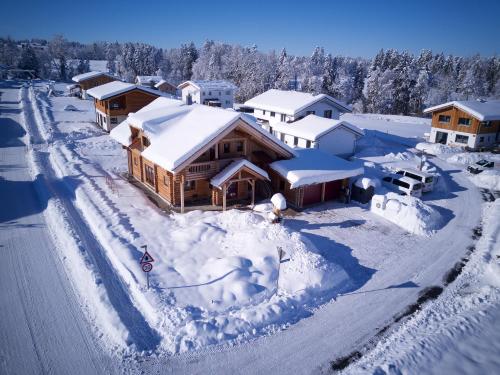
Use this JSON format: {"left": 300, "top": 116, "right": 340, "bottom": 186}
{"left": 185, "top": 158, "right": 240, "bottom": 180}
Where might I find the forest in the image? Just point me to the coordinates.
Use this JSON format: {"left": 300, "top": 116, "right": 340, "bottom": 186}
{"left": 1, "top": 35, "right": 499, "bottom": 115}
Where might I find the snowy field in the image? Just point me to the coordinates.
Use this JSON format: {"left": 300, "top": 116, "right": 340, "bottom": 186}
{"left": 3, "top": 79, "right": 498, "bottom": 374}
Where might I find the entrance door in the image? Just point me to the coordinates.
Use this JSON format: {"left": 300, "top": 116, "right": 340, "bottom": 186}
{"left": 435, "top": 131, "right": 448, "bottom": 144}
{"left": 324, "top": 180, "right": 342, "bottom": 201}
{"left": 302, "top": 184, "right": 322, "bottom": 206}
{"left": 227, "top": 181, "right": 238, "bottom": 200}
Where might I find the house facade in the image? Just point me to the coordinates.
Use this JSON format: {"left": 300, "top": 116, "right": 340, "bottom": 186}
{"left": 86, "top": 81, "right": 162, "bottom": 132}
{"left": 244, "top": 89, "right": 352, "bottom": 131}
{"left": 424, "top": 100, "right": 500, "bottom": 149}
{"left": 155, "top": 80, "right": 177, "bottom": 95}
{"left": 71, "top": 71, "right": 117, "bottom": 99}
{"left": 271, "top": 115, "right": 364, "bottom": 157}
{"left": 178, "top": 80, "right": 237, "bottom": 109}
{"left": 110, "top": 100, "right": 363, "bottom": 212}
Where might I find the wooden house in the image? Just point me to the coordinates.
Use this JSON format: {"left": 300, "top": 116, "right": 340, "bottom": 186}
{"left": 424, "top": 100, "right": 500, "bottom": 150}
{"left": 86, "top": 81, "right": 162, "bottom": 132}
{"left": 110, "top": 98, "right": 363, "bottom": 212}
{"left": 178, "top": 80, "right": 237, "bottom": 109}
{"left": 71, "top": 71, "right": 117, "bottom": 99}
{"left": 155, "top": 79, "right": 177, "bottom": 95}
{"left": 135, "top": 75, "right": 163, "bottom": 88}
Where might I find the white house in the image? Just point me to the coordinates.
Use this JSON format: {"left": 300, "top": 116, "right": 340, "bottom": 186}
{"left": 271, "top": 115, "right": 364, "bottom": 157}
{"left": 135, "top": 75, "right": 163, "bottom": 88}
{"left": 244, "top": 89, "right": 352, "bottom": 131}
{"left": 178, "top": 80, "right": 237, "bottom": 109}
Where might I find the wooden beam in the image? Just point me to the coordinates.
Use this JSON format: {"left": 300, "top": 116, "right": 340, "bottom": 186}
{"left": 321, "top": 183, "right": 325, "bottom": 202}
{"left": 180, "top": 175, "right": 185, "bottom": 213}
{"left": 222, "top": 183, "right": 227, "bottom": 211}
{"left": 250, "top": 180, "right": 255, "bottom": 207}
{"left": 215, "top": 143, "right": 219, "bottom": 160}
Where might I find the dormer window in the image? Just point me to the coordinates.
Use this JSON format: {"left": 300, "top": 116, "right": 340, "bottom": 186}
{"left": 458, "top": 117, "right": 471, "bottom": 126}
{"left": 438, "top": 115, "right": 451, "bottom": 123}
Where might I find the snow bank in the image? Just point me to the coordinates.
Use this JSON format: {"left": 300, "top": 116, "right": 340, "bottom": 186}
{"left": 271, "top": 193, "right": 287, "bottom": 210}
{"left": 371, "top": 193, "right": 442, "bottom": 236}
{"left": 354, "top": 177, "right": 380, "bottom": 189}
{"left": 416, "top": 142, "right": 463, "bottom": 156}
{"left": 468, "top": 170, "right": 500, "bottom": 191}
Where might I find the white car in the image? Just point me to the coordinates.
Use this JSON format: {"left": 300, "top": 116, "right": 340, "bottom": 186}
{"left": 395, "top": 168, "right": 436, "bottom": 193}
{"left": 467, "top": 159, "right": 497, "bottom": 174}
{"left": 382, "top": 175, "right": 423, "bottom": 197}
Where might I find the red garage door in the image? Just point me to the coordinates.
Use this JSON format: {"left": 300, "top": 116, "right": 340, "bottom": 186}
{"left": 324, "top": 180, "right": 342, "bottom": 201}
{"left": 302, "top": 184, "right": 322, "bottom": 206}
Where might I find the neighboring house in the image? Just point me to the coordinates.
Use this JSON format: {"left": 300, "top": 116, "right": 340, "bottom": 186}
{"left": 86, "top": 81, "right": 163, "bottom": 132}
{"left": 110, "top": 99, "right": 363, "bottom": 211}
{"left": 135, "top": 75, "right": 163, "bottom": 88}
{"left": 71, "top": 71, "right": 117, "bottom": 99}
{"left": 178, "top": 80, "right": 237, "bottom": 109}
{"left": 424, "top": 99, "right": 500, "bottom": 149}
{"left": 154, "top": 79, "right": 177, "bottom": 95}
{"left": 244, "top": 89, "right": 352, "bottom": 131}
{"left": 271, "top": 115, "right": 364, "bottom": 157}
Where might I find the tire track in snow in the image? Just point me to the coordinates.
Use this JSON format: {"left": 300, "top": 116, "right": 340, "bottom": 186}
{"left": 22, "top": 84, "right": 161, "bottom": 352}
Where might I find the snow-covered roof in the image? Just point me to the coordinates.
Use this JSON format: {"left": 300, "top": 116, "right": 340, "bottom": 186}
{"left": 178, "top": 80, "right": 238, "bottom": 91}
{"left": 270, "top": 148, "right": 364, "bottom": 188}
{"left": 154, "top": 79, "right": 175, "bottom": 89}
{"left": 111, "top": 102, "right": 295, "bottom": 173}
{"left": 71, "top": 71, "right": 115, "bottom": 83}
{"left": 271, "top": 115, "right": 364, "bottom": 141}
{"left": 244, "top": 89, "right": 351, "bottom": 116}
{"left": 86, "top": 81, "right": 162, "bottom": 100}
{"left": 423, "top": 100, "right": 500, "bottom": 121}
{"left": 136, "top": 75, "right": 163, "bottom": 85}
{"left": 211, "top": 159, "right": 269, "bottom": 188}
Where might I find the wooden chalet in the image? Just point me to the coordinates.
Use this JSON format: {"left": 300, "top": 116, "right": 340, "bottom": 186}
{"left": 86, "top": 81, "right": 162, "bottom": 132}
{"left": 110, "top": 98, "right": 363, "bottom": 212}
{"left": 155, "top": 80, "right": 177, "bottom": 95}
{"left": 71, "top": 71, "right": 117, "bottom": 99}
{"left": 424, "top": 100, "right": 500, "bottom": 150}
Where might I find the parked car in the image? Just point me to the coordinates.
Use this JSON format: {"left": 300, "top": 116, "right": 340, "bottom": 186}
{"left": 395, "top": 168, "right": 436, "bottom": 193}
{"left": 467, "top": 159, "right": 497, "bottom": 174}
{"left": 382, "top": 175, "right": 423, "bottom": 197}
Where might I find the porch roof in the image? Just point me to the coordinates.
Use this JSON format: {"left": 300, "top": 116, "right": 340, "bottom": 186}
{"left": 211, "top": 159, "right": 269, "bottom": 188}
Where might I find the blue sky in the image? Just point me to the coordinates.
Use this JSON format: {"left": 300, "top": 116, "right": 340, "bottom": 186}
{"left": 2, "top": 0, "right": 499, "bottom": 57}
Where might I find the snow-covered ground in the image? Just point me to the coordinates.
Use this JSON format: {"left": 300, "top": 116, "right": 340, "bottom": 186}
{"left": 2, "top": 80, "right": 498, "bottom": 374}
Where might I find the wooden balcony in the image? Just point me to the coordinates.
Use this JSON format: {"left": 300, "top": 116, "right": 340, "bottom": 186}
{"left": 185, "top": 158, "right": 240, "bottom": 180}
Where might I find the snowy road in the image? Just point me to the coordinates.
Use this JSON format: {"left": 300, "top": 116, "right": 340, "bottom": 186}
{"left": 0, "top": 82, "right": 116, "bottom": 374}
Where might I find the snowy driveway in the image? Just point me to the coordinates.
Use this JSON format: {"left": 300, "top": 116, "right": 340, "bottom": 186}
{"left": 0, "top": 82, "right": 117, "bottom": 374}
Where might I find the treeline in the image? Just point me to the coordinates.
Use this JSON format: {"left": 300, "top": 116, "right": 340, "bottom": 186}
{"left": 1, "top": 36, "right": 499, "bottom": 115}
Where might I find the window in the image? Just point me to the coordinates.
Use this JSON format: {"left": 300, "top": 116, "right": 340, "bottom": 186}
{"left": 142, "top": 136, "right": 150, "bottom": 147}
{"left": 208, "top": 91, "right": 212, "bottom": 95}
{"left": 281, "top": 114, "right": 286, "bottom": 122}
{"left": 479, "top": 136, "right": 485, "bottom": 143}
{"left": 393, "top": 179, "right": 410, "bottom": 189}
{"left": 406, "top": 172, "right": 422, "bottom": 181}
{"left": 202, "top": 91, "right": 206, "bottom": 95}
{"left": 110, "top": 117, "right": 118, "bottom": 124}
{"left": 280, "top": 133, "right": 285, "bottom": 142}
{"left": 270, "top": 112, "right": 275, "bottom": 117}
{"left": 293, "top": 136, "right": 299, "bottom": 146}
{"left": 324, "top": 110, "right": 332, "bottom": 118}
{"left": 438, "top": 115, "right": 451, "bottom": 123}
{"left": 144, "top": 165, "right": 155, "bottom": 186}
{"left": 269, "top": 126, "right": 273, "bottom": 134}
{"left": 184, "top": 180, "right": 195, "bottom": 191}
{"left": 425, "top": 176, "right": 434, "bottom": 183}
{"left": 279, "top": 179, "right": 285, "bottom": 191}
{"left": 396, "top": 170, "right": 404, "bottom": 175}
{"left": 382, "top": 177, "right": 392, "bottom": 182}
{"left": 480, "top": 121, "right": 492, "bottom": 128}
{"left": 163, "top": 175, "right": 169, "bottom": 186}
{"left": 306, "top": 110, "right": 315, "bottom": 115}
{"left": 458, "top": 117, "right": 471, "bottom": 126}
{"left": 225, "top": 100, "right": 230, "bottom": 105}
{"left": 236, "top": 141, "right": 244, "bottom": 152}
{"left": 225, "top": 90, "right": 230, "bottom": 95}
{"left": 305, "top": 140, "right": 311, "bottom": 148}
{"left": 263, "top": 110, "right": 266, "bottom": 115}
{"left": 455, "top": 134, "right": 469, "bottom": 144}
{"left": 223, "top": 143, "right": 230, "bottom": 154}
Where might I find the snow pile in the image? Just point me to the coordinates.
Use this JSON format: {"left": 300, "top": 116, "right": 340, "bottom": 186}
{"left": 416, "top": 142, "right": 463, "bottom": 156}
{"left": 271, "top": 193, "right": 287, "bottom": 210}
{"left": 63, "top": 104, "right": 78, "bottom": 111}
{"left": 385, "top": 151, "right": 413, "bottom": 161}
{"left": 468, "top": 170, "right": 500, "bottom": 191}
{"left": 371, "top": 193, "right": 442, "bottom": 236}
{"left": 354, "top": 177, "right": 380, "bottom": 189}
{"left": 446, "top": 152, "right": 500, "bottom": 166}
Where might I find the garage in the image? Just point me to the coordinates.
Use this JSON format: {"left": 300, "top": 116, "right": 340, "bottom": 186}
{"left": 302, "top": 184, "right": 322, "bottom": 205}
{"left": 324, "top": 180, "right": 342, "bottom": 201}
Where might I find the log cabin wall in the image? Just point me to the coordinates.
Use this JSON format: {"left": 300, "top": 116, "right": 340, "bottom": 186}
{"left": 431, "top": 106, "right": 500, "bottom": 135}
{"left": 79, "top": 75, "right": 116, "bottom": 91}
{"left": 94, "top": 90, "right": 159, "bottom": 116}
